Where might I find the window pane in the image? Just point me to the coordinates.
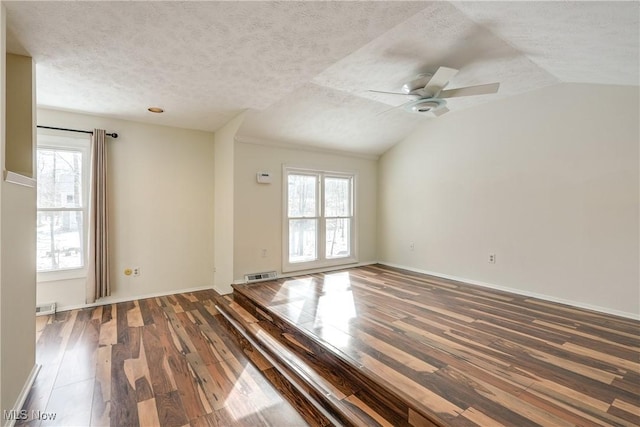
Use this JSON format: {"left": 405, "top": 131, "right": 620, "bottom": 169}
{"left": 326, "top": 218, "right": 350, "bottom": 259}
{"left": 37, "top": 149, "right": 83, "bottom": 208}
{"left": 37, "top": 211, "right": 84, "bottom": 271}
{"left": 324, "top": 177, "right": 351, "bottom": 217}
{"left": 288, "top": 174, "right": 317, "bottom": 217}
{"left": 289, "top": 219, "right": 317, "bottom": 263}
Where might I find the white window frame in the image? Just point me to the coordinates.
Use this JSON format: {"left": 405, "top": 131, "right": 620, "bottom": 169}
{"left": 283, "top": 166, "right": 357, "bottom": 273}
{"left": 36, "top": 132, "right": 91, "bottom": 282}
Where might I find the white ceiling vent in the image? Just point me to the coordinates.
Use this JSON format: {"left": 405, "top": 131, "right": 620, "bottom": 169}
{"left": 244, "top": 271, "right": 278, "bottom": 283}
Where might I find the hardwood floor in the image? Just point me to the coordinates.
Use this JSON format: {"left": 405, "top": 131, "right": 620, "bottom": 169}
{"left": 225, "top": 264, "right": 640, "bottom": 426}
{"left": 18, "top": 289, "right": 309, "bottom": 426}
{"left": 20, "top": 266, "right": 640, "bottom": 426}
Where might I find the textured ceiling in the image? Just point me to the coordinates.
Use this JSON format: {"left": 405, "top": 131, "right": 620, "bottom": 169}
{"left": 5, "top": 1, "right": 639, "bottom": 156}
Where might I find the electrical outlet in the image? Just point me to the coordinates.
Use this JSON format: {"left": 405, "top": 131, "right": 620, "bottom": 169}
{"left": 261, "top": 249, "right": 267, "bottom": 258}
{"left": 133, "top": 266, "right": 141, "bottom": 276}
{"left": 488, "top": 253, "right": 496, "bottom": 264}
{"left": 409, "top": 242, "right": 415, "bottom": 251}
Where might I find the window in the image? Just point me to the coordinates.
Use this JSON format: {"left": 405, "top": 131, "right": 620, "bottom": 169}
{"left": 36, "top": 133, "right": 91, "bottom": 276}
{"left": 284, "top": 167, "right": 356, "bottom": 272}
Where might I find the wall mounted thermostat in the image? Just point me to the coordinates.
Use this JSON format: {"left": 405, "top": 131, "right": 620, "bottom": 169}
{"left": 256, "top": 172, "right": 272, "bottom": 184}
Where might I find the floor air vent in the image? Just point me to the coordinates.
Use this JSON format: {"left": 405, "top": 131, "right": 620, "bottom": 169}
{"left": 36, "top": 302, "right": 56, "bottom": 316}
{"left": 244, "top": 271, "right": 278, "bottom": 283}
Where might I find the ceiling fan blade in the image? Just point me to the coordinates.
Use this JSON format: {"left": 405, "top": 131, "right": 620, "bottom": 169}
{"left": 424, "top": 66, "right": 458, "bottom": 96}
{"left": 433, "top": 106, "right": 450, "bottom": 117}
{"left": 439, "top": 82, "right": 500, "bottom": 99}
{"left": 367, "top": 90, "right": 409, "bottom": 96}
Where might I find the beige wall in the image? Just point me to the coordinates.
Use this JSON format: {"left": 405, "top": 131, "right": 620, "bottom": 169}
{"left": 213, "top": 112, "right": 244, "bottom": 294}
{"left": 378, "top": 83, "right": 639, "bottom": 318}
{"left": 1, "top": 4, "right": 38, "bottom": 417}
{"left": 1, "top": 5, "right": 5, "bottom": 409}
{"left": 36, "top": 109, "right": 215, "bottom": 309}
{"left": 1, "top": 182, "right": 37, "bottom": 417}
{"left": 234, "top": 141, "right": 378, "bottom": 282}
{"left": 5, "top": 53, "right": 34, "bottom": 178}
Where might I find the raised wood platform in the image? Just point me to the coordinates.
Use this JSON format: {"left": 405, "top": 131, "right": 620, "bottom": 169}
{"left": 216, "top": 264, "right": 640, "bottom": 427}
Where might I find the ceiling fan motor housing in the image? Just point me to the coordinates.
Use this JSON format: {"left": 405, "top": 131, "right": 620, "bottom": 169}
{"left": 402, "top": 73, "right": 433, "bottom": 94}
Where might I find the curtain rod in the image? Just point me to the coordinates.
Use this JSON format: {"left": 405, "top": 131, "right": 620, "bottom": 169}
{"left": 37, "top": 125, "right": 118, "bottom": 139}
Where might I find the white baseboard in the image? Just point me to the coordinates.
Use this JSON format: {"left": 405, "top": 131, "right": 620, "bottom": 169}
{"left": 231, "top": 261, "right": 378, "bottom": 288}
{"left": 378, "top": 262, "right": 639, "bottom": 321}
{"left": 3, "top": 364, "right": 41, "bottom": 427}
{"left": 53, "top": 284, "right": 216, "bottom": 313}
{"left": 51, "top": 261, "right": 636, "bottom": 321}
{"left": 52, "top": 262, "right": 381, "bottom": 310}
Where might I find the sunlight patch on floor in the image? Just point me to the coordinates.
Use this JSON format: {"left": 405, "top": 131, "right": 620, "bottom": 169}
{"left": 223, "top": 365, "right": 281, "bottom": 422}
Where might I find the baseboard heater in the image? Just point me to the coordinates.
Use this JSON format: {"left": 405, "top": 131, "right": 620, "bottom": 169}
{"left": 244, "top": 271, "right": 278, "bottom": 283}
{"left": 36, "top": 302, "right": 56, "bottom": 316}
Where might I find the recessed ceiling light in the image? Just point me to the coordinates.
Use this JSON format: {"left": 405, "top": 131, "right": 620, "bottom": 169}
{"left": 148, "top": 107, "right": 164, "bottom": 113}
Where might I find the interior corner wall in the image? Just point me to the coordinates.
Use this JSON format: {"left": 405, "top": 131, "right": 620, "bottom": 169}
{"left": 36, "top": 109, "right": 215, "bottom": 309}
{"left": 1, "top": 3, "right": 38, "bottom": 417}
{"left": 378, "top": 83, "right": 639, "bottom": 318}
{"left": 233, "top": 141, "right": 378, "bottom": 282}
{"left": 1, "top": 181, "right": 36, "bottom": 419}
{"left": 0, "top": 2, "right": 5, "bottom": 413}
{"left": 213, "top": 112, "right": 245, "bottom": 294}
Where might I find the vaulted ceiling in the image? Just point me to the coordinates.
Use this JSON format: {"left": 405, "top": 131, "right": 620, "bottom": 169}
{"left": 5, "top": 1, "right": 639, "bottom": 155}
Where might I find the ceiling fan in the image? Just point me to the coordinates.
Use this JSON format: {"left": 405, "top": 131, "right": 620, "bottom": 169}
{"left": 370, "top": 66, "right": 500, "bottom": 117}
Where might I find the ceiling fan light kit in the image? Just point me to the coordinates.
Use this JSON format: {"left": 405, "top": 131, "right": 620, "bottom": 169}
{"left": 404, "top": 98, "right": 445, "bottom": 114}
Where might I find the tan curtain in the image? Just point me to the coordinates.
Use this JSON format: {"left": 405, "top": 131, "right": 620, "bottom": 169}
{"left": 86, "top": 129, "right": 110, "bottom": 303}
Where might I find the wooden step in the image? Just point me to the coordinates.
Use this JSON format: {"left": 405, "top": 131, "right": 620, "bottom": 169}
{"left": 228, "top": 285, "right": 443, "bottom": 427}
{"left": 215, "top": 294, "right": 395, "bottom": 427}
{"left": 220, "top": 266, "right": 640, "bottom": 427}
